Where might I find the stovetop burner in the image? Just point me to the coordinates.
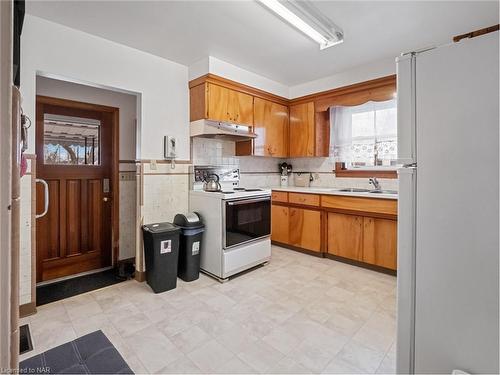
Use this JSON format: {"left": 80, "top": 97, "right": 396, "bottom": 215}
{"left": 233, "top": 188, "right": 263, "bottom": 192}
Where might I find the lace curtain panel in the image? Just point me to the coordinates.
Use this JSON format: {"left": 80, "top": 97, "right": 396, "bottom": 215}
{"left": 330, "top": 99, "right": 397, "bottom": 168}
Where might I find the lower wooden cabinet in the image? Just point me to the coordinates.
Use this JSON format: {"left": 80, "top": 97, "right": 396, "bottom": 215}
{"left": 327, "top": 212, "right": 363, "bottom": 261}
{"left": 289, "top": 208, "right": 321, "bottom": 252}
{"left": 271, "top": 192, "right": 398, "bottom": 272}
{"left": 363, "top": 217, "right": 397, "bottom": 270}
{"left": 271, "top": 205, "right": 289, "bottom": 244}
{"left": 327, "top": 212, "right": 397, "bottom": 270}
{"left": 271, "top": 205, "right": 321, "bottom": 253}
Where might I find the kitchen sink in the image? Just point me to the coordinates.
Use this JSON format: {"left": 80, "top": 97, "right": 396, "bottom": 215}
{"left": 338, "top": 188, "right": 371, "bottom": 192}
{"left": 369, "top": 189, "right": 398, "bottom": 194}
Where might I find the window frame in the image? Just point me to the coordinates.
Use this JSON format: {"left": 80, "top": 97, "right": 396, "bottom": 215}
{"left": 325, "top": 77, "right": 397, "bottom": 179}
{"left": 332, "top": 99, "right": 398, "bottom": 173}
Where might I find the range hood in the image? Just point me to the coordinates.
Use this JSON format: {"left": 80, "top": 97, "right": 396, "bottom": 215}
{"left": 190, "top": 119, "right": 257, "bottom": 141}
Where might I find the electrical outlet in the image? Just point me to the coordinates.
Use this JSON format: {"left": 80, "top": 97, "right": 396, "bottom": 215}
{"left": 150, "top": 159, "right": 157, "bottom": 170}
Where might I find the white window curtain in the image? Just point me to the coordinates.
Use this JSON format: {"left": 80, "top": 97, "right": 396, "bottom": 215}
{"left": 330, "top": 99, "right": 397, "bottom": 168}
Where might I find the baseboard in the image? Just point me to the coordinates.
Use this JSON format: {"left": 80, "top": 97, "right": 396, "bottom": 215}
{"left": 19, "top": 302, "right": 37, "bottom": 318}
{"left": 135, "top": 270, "right": 146, "bottom": 282}
{"left": 117, "top": 257, "right": 135, "bottom": 264}
{"left": 271, "top": 241, "right": 324, "bottom": 258}
{"left": 272, "top": 241, "right": 397, "bottom": 276}
{"left": 324, "top": 253, "right": 397, "bottom": 276}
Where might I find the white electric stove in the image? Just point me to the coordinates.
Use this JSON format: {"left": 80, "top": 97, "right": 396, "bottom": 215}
{"left": 189, "top": 166, "right": 271, "bottom": 282}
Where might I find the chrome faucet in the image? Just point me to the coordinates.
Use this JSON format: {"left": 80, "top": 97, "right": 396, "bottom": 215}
{"left": 369, "top": 177, "right": 381, "bottom": 190}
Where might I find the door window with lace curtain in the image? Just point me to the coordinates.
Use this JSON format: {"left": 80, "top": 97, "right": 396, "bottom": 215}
{"left": 330, "top": 99, "right": 397, "bottom": 169}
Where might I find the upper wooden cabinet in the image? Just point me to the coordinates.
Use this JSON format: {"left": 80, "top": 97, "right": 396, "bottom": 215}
{"left": 227, "top": 87, "right": 253, "bottom": 125}
{"left": 190, "top": 82, "right": 253, "bottom": 126}
{"left": 190, "top": 74, "right": 395, "bottom": 160}
{"left": 289, "top": 102, "right": 315, "bottom": 157}
{"left": 253, "top": 98, "right": 289, "bottom": 157}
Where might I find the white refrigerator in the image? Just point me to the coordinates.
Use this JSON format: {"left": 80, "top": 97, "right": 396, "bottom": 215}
{"left": 396, "top": 32, "right": 499, "bottom": 374}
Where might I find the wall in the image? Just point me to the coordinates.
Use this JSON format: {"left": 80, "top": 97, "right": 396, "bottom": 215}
{"left": 191, "top": 139, "right": 398, "bottom": 190}
{"left": 189, "top": 55, "right": 396, "bottom": 100}
{"left": 288, "top": 157, "right": 398, "bottom": 190}
{"left": 189, "top": 56, "right": 290, "bottom": 98}
{"left": 19, "top": 15, "right": 398, "bottom": 295}
{"left": 19, "top": 15, "right": 190, "bottom": 298}
{"left": 0, "top": 1, "right": 13, "bottom": 363}
{"left": 191, "top": 138, "right": 283, "bottom": 188}
{"left": 189, "top": 56, "right": 398, "bottom": 191}
{"left": 36, "top": 76, "right": 138, "bottom": 261}
{"left": 36, "top": 76, "right": 137, "bottom": 160}
{"left": 289, "top": 57, "right": 396, "bottom": 98}
{"left": 22, "top": 15, "right": 190, "bottom": 160}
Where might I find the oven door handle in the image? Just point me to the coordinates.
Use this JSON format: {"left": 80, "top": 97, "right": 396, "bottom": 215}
{"left": 226, "top": 197, "right": 271, "bottom": 206}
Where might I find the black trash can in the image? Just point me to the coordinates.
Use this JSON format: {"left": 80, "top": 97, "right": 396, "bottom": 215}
{"left": 173, "top": 213, "right": 205, "bottom": 282}
{"left": 142, "top": 222, "right": 181, "bottom": 293}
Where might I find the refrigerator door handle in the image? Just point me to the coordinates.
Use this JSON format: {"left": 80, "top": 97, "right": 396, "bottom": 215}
{"left": 35, "top": 178, "right": 49, "bottom": 219}
{"left": 396, "top": 53, "right": 417, "bottom": 165}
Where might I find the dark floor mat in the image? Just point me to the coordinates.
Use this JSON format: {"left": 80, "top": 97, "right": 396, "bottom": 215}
{"left": 36, "top": 269, "right": 124, "bottom": 306}
{"left": 19, "top": 324, "right": 33, "bottom": 355}
{"left": 19, "top": 330, "right": 133, "bottom": 374}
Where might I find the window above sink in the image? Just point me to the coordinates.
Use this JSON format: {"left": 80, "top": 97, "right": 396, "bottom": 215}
{"left": 331, "top": 99, "right": 397, "bottom": 169}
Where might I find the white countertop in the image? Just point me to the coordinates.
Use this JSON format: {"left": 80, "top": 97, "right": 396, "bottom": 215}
{"left": 270, "top": 186, "right": 398, "bottom": 200}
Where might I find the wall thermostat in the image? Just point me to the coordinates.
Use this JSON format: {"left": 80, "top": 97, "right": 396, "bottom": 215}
{"left": 164, "top": 136, "right": 177, "bottom": 159}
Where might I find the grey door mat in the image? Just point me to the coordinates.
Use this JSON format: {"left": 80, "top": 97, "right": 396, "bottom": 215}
{"left": 19, "top": 330, "right": 134, "bottom": 374}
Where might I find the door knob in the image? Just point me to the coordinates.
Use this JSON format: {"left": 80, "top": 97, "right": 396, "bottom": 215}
{"left": 103, "top": 197, "right": 110, "bottom": 202}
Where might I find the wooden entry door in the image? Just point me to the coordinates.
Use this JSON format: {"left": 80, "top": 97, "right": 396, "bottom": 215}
{"left": 36, "top": 96, "right": 118, "bottom": 282}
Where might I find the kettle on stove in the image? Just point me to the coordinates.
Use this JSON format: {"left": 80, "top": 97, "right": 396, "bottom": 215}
{"left": 203, "top": 174, "right": 222, "bottom": 192}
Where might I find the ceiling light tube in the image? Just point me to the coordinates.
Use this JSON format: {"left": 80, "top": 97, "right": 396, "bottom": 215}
{"left": 258, "top": 0, "right": 343, "bottom": 50}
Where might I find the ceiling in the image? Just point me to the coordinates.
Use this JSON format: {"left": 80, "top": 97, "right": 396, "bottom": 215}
{"left": 26, "top": 1, "right": 499, "bottom": 86}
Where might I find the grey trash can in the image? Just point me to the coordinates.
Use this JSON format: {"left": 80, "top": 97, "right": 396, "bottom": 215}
{"left": 142, "top": 222, "right": 181, "bottom": 293}
{"left": 173, "top": 213, "right": 204, "bottom": 282}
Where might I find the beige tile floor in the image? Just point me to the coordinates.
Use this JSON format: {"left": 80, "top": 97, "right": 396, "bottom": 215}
{"left": 20, "top": 246, "right": 397, "bottom": 374}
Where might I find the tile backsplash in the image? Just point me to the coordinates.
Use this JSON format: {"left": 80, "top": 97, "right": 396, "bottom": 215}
{"left": 191, "top": 138, "right": 398, "bottom": 191}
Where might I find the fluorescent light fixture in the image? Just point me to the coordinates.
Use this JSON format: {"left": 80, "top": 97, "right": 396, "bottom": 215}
{"left": 258, "top": 0, "right": 343, "bottom": 50}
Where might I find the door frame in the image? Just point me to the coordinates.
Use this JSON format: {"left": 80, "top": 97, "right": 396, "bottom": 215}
{"left": 35, "top": 95, "right": 120, "bottom": 276}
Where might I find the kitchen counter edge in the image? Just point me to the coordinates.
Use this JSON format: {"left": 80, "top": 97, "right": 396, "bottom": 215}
{"left": 270, "top": 186, "right": 398, "bottom": 200}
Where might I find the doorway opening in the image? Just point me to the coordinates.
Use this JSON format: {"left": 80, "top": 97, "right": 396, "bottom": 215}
{"left": 35, "top": 95, "right": 120, "bottom": 301}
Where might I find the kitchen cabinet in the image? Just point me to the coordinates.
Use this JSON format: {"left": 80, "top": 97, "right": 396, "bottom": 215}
{"left": 190, "top": 82, "right": 253, "bottom": 126}
{"left": 271, "top": 189, "right": 398, "bottom": 272}
{"left": 327, "top": 212, "right": 363, "bottom": 260}
{"left": 207, "top": 83, "right": 253, "bottom": 125}
{"left": 362, "top": 217, "right": 397, "bottom": 270}
{"left": 253, "top": 98, "right": 289, "bottom": 157}
{"left": 228, "top": 87, "right": 254, "bottom": 125}
{"left": 289, "top": 207, "right": 321, "bottom": 252}
{"left": 271, "top": 204, "right": 321, "bottom": 253}
{"left": 326, "top": 212, "right": 397, "bottom": 270}
{"left": 288, "top": 192, "right": 320, "bottom": 207}
{"left": 289, "top": 102, "right": 315, "bottom": 157}
{"left": 190, "top": 76, "right": 331, "bottom": 158}
{"left": 271, "top": 191, "right": 288, "bottom": 203}
{"left": 271, "top": 205, "right": 289, "bottom": 244}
